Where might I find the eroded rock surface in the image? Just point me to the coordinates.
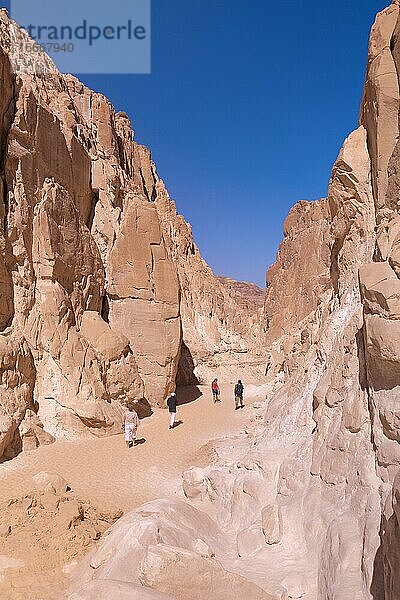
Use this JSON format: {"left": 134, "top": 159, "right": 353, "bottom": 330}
{"left": 69, "top": 499, "right": 276, "bottom": 600}
{"left": 7, "top": 2, "right": 400, "bottom": 599}
{"left": 78, "top": 2, "right": 400, "bottom": 598}
{"left": 0, "top": 10, "right": 264, "bottom": 459}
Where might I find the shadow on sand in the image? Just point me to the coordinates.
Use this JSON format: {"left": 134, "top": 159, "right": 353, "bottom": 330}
{"left": 172, "top": 420, "right": 184, "bottom": 429}
{"left": 134, "top": 438, "right": 146, "bottom": 446}
{"left": 176, "top": 385, "right": 203, "bottom": 407}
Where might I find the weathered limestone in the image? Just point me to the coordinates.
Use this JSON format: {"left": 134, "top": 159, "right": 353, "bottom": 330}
{"left": 257, "top": 5, "right": 400, "bottom": 597}
{"left": 359, "top": 1, "right": 400, "bottom": 211}
{"left": 261, "top": 504, "right": 283, "bottom": 545}
{"left": 0, "top": 10, "right": 263, "bottom": 458}
{"left": 9, "top": 2, "right": 400, "bottom": 598}
{"left": 68, "top": 3, "right": 400, "bottom": 599}
{"left": 69, "top": 499, "right": 276, "bottom": 600}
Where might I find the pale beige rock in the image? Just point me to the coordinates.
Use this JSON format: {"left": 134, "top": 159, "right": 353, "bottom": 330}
{"left": 79, "top": 311, "right": 130, "bottom": 362}
{"left": 7, "top": 4, "right": 400, "bottom": 600}
{"left": 0, "top": 9, "right": 263, "bottom": 461}
{"left": 70, "top": 499, "right": 275, "bottom": 600}
{"left": 261, "top": 504, "right": 283, "bottom": 545}
{"left": 359, "top": 2, "right": 400, "bottom": 210}
{"left": 182, "top": 467, "right": 208, "bottom": 500}
{"left": 32, "top": 471, "right": 69, "bottom": 494}
{"left": 67, "top": 4, "right": 400, "bottom": 600}
{"left": 264, "top": 198, "right": 332, "bottom": 342}
{"left": 359, "top": 261, "right": 400, "bottom": 317}
{"left": 193, "top": 538, "right": 215, "bottom": 558}
{"left": 18, "top": 409, "right": 55, "bottom": 452}
{"left": 140, "top": 544, "right": 273, "bottom": 600}
{"left": 0, "top": 334, "right": 36, "bottom": 461}
{"left": 236, "top": 522, "right": 265, "bottom": 557}
{"left": 281, "top": 574, "right": 308, "bottom": 599}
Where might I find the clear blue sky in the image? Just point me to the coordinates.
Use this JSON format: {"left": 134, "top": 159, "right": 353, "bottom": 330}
{"left": 5, "top": 0, "right": 389, "bottom": 285}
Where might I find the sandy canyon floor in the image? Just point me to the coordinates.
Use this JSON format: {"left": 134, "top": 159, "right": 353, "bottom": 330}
{"left": 0, "top": 382, "right": 266, "bottom": 600}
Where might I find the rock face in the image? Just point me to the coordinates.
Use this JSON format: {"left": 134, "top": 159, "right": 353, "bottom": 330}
{"left": 217, "top": 276, "right": 266, "bottom": 309}
{"left": 9, "top": 3, "right": 400, "bottom": 599}
{"left": 0, "top": 10, "right": 265, "bottom": 460}
{"left": 256, "top": 2, "right": 400, "bottom": 597}
{"left": 73, "top": 2, "right": 400, "bottom": 599}
{"left": 69, "top": 499, "right": 275, "bottom": 600}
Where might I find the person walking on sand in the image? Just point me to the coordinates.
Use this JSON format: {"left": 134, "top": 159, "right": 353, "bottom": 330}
{"left": 123, "top": 404, "right": 139, "bottom": 448}
{"left": 167, "top": 391, "right": 177, "bottom": 429}
{"left": 211, "top": 378, "right": 220, "bottom": 403}
{"left": 234, "top": 380, "right": 244, "bottom": 409}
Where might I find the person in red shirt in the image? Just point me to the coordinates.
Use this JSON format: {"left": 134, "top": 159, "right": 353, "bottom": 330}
{"left": 211, "top": 378, "right": 220, "bottom": 403}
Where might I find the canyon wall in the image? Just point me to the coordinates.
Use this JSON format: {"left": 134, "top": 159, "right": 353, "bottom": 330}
{"left": 72, "top": 3, "right": 400, "bottom": 599}
{"left": 258, "top": 2, "right": 400, "bottom": 597}
{"left": 0, "top": 10, "right": 264, "bottom": 461}
{"left": 6, "top": 3, "right": 400, "bottom": 599}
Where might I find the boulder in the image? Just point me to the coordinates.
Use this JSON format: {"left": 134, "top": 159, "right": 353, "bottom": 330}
{"left": 359, "top": 261, "right": 400, "bottom": 317}
{"left": 32, "top": 472, "right": 69, "bottom": 495}
{"left": 261, "top": 505, "right": 283, "bottom": 545}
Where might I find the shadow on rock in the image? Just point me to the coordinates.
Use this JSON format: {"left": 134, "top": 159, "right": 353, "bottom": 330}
{"left": 176, "top": 342, "right": 199, "bottom": 386}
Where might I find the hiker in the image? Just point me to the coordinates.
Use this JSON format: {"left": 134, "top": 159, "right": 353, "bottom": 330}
{"left": 123, "top": 404, "right": 140, "bottom": 448}
{"left": 234, "top": 380, "right": 244, "bottom": 409}
{"left": 265, "top": 355, "right": 272, "bottom": 376}
{"left": 211, "top": 378, "right": 220, "bottom": 403}
{"left": 167, "top": 391, "right": 177, "bottom": 429}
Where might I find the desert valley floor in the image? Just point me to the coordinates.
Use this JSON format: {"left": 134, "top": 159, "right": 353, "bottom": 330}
{"left": 0, "top": 383, "right": 268, "bottom": 599}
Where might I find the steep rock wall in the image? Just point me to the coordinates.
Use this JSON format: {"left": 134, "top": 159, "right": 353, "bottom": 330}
{"left": 69, "top": 4, "right": 400, "bottom": 600}
{"left": 259, "top": 3, "right": 400, "bottom": 597}
{"left": 0, "top": 11, "right": 263, "bottom": 460}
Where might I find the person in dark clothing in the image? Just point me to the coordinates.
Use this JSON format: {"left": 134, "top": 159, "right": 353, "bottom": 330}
{"left": 265, "top": 357, "right": 272, "bottom": 376}
{"left": 167, "top": 391, "right": 177, "bottom": 429}
{"left": 234, "top": 380, "right": 244, "bottom": 409}
{"left": 211, "top": 378, "right": 220, "bottom": 403}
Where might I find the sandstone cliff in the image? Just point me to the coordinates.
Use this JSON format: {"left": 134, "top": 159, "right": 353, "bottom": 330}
{"left": 72, "top": 3, "right": 400, "bottom": 599}
{"left": 6, "top": 3, "right": 400, "bottom": 599}
{"left": 0, "top": 10, "right": 264, "bottom": 461}
{"left": 257, "top": 2, "right": 400, "bottom": 596}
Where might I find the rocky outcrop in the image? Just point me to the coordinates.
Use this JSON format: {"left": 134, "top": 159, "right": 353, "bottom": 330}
{"left": 11, "top": 2, "right": 400, "bottom": 598}
{"left": 66, "top": 2, "right": 400, "bottom": 598}
{"left": 264, "top": 197, "right": 332, "bottom": 342}
{"left": 255, "top": 2, "right": 400, "bottom": 597}
{"left": 217, "top": 276, "right": 265, "bottom": 309}
{"left": 69, "top": 499, "right": 276, "bottom": 600}
{"left": 155, "top": 189, "right": 266, "bottom": 385}
{"left": 0, "top": 10, "right": 265, "bottom": 460}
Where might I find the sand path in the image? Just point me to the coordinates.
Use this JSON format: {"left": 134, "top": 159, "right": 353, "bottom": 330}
{"left": 0, "top": 382, "right": 265, "bottom": 599}
{"left": 0, "top": 383, "right": 261, "bottom": 512}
